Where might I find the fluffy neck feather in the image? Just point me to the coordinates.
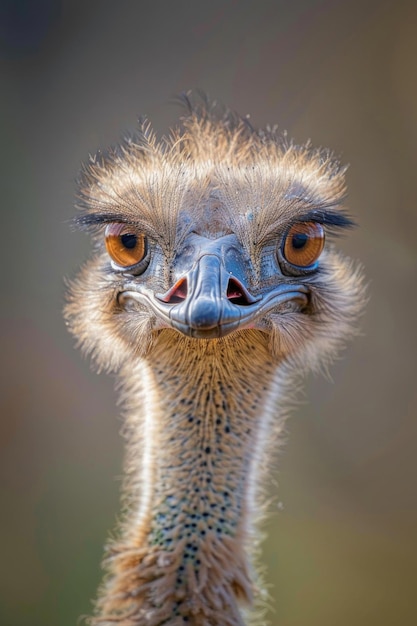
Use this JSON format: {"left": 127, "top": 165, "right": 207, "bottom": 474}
{"left": 93, "top": 330, "right": 286, "bottom": 626}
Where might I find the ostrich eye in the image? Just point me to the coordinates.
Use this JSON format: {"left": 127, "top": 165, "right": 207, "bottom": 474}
{"left": 105, "top": 223, "right": 147, "bottom": 268}
{"left": 283, "top": 221, "right": 325, "bottom": 268}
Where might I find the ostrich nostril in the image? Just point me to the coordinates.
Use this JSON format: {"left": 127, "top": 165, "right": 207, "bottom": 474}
{"left": 161, "top": 278, "right": 188, "bottom": 304}
{"left": 227, "top": 277, "right": 252, "bottom": 306}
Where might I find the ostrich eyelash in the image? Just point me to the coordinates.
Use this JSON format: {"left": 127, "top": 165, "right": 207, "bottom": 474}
{"left": 72, "top": 212, "right": 137, "bottom": 233}
{"left": 295, "top": 208, "right": 356, "bottom": 237}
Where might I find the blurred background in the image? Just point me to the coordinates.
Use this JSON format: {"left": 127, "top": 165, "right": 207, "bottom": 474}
{"left": 1, "top": 1, "right": 416, "bottom": 624}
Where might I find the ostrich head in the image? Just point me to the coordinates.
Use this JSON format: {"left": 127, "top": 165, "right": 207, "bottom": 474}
{"left": 65, "top": 96, "right": 364, "bottom": 626}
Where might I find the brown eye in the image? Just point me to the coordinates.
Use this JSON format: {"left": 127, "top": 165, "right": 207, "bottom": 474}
{"left": 283, "top": 221, "right": 325, "bottom": 268}
{"left": 105, "top": 223, "right": 147, "bottom": 268}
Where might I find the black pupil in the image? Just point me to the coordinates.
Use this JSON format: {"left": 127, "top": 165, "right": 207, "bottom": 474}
{"left": 121, "top": 233, "right": 137, "bottom": 249}
{"left": 292, "top": 233, "right": 308, "bottom": 249}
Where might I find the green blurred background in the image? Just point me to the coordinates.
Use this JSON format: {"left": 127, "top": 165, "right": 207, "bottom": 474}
{"left": 1, "top": 1, "right": 416, "bottom": 624}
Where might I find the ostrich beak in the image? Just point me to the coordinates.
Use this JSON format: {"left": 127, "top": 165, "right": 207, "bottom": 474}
{"left": 157, "top": 253, "right": 260, "bottom": 338}
{"left": 119, "top": 236, "right": 309, "bottom": 339}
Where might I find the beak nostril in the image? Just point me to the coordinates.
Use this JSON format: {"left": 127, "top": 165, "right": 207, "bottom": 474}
{"left": 227, "top": 277, "right": 251, "bottom": 306}
{"left": 161, "top": 278, "right": 188, "bottom": 304}
{"left": 158, "top": 272, "right": 257, "bottom": 309}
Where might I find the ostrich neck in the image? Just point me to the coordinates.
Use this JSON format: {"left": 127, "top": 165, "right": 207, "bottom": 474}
{"left": 98, "top": 330, "right": 283, "bottom": 626}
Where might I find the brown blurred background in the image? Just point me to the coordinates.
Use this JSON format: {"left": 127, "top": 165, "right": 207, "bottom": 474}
{"left": 1, "top": 1, "right": 416, "bottom": 624}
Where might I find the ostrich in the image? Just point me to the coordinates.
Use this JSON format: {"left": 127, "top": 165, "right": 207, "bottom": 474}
{"left": 65, "top": 96, "right": 364, "bottom": 626}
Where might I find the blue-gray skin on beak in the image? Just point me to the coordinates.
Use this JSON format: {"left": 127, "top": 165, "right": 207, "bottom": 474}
{"left": 119, "top": 234, "right": 309, "bottom": 339}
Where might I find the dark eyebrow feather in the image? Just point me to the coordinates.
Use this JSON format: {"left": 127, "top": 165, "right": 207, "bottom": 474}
{"left": 297, "top": 208, "right": 356, "bottom": 230}
{"left": 73, "top": 212, "right": 139, "bottom": 231}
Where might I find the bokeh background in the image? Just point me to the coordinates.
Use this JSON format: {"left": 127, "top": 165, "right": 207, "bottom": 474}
{"left": 1, "top": 1, "right": 416, "bottom": 625}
